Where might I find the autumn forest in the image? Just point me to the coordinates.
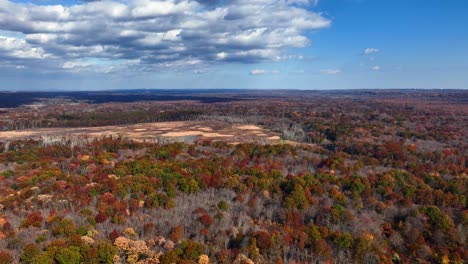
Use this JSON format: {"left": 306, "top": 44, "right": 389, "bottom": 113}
{"left": 0, "top": 89, "right": 466, "bottom": 264}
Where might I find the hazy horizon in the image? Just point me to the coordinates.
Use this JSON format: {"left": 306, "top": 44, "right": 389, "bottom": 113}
{"left": 1, "top": 87, "right": 467, "bottom": 92}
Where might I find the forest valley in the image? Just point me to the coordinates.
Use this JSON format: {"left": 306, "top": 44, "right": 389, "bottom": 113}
{"left": 0, "top": 89, "right": 466, "bottom": 264}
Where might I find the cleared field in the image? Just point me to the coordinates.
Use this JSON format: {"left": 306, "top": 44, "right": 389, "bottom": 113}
{"left": 0, "top": 121, "right": 281, "bottom": 144}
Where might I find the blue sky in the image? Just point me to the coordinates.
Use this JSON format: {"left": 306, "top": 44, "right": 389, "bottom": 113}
{"left": 0, "top": 0, "right": 467, "bottom": 90}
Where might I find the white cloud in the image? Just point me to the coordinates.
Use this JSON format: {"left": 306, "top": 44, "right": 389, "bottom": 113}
{"left": 0, "top": 36, "right": 50, "bottom": 59}
{"left": 320, "top": 69, "right": 341, "bottom": 75}
{"left": 363, "top": 48, "right": 379, "bottom": 55}
{"left": 287, "top": 0, "right": 319, "bottom": 6}
{"left": 290, "top": 69, "right": 305, "bottom": 74}
{"left": 287, "top": 0, "right": 309, "bottom": 4}
{"left": 250, "top": 69, "right": 267, "bottom": 75}
{"left": 0, "top": 0, "right": 331, "bottom": 73}
{"left": 371, "top": 65, "right": 381, "bottom": 71}
{"left": 130, "top": 0, "right": 198, "bottom": 18}
{"left": 60, "top": 58, "right": 144, "bottom": 74}
{"left": 249, "top": 69, "right": 280, "bottom": 75}
{"left": 62, "top": 60, "right": 90, "bottom": 70}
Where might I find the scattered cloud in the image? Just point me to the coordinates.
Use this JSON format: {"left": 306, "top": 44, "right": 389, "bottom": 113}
{"left": 320, "top": 69, "right": 341, "bottom": 75}
{"left": 0, "top": 0, "right": 331, "bottom": 73}
{"left": 279, "top": 54, "right": 305, "bottom": 61}
{"left": 287, "top": 0, "right": 320, "bottom": 6}
{"left": 249, "top": 69, "right": 280, "bottom": 75}
{"left": 371, "top": 65, "right": 381, "bottom": 71}
{"left": 62, "top": 61, "right": 90, "bottom": 70}
{"left": 290, "top": 69, "right": 305, "bottom": 74}
{"left": 193, "top": 69, "right": 207, "bottom": 74}
{"left": 287, "top": 0, "right": 316, "bottom": 5}
{"left": 363, "top": 48, "right": 380, "bottom": 55}
{"left": 311, "top": 0, "right": 320, "bottom": 6}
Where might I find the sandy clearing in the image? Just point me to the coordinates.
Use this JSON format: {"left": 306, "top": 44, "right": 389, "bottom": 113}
{"left": 162, "top": 131, "right": 235, "bottom": 137}
{"left": 199, "top": 133, "right": 233, "bottom": 137}
{"left": 0, "top": 121, "right": 281, "bottom": 145}
{"left": 199, "top": 128, "right": 213, "bottom": 132}
{"left": 236, "top": 125, "right": 263, "bottom": 130}
{"left": 1, "top": 131, "right": 41, "bottom": 137}
{"left": 162, "top": 131, "right": 202, "bottom": 137}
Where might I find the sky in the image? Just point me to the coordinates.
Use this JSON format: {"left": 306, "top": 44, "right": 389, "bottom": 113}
{"left": 0, "top": 0, "right": 467, "bottom": 90}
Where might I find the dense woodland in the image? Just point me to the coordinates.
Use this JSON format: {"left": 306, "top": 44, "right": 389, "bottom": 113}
{"left": 0, "top": 90, "right": 466, "bottom": 263}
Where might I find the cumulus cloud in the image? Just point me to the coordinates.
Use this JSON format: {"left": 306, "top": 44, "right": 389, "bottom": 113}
{"left": 320, "top": 69, "right": 340, "bottom": 75}
{"left": 249, "top": 69, "right": 280, "bottom": 75}
{"left": 0, "top": 0, "right": 331, "bottom": 73}
{"left": 363, "top": 48, "right": 379, "bottom": 55}
{"left": 0, "top": 36, "right": 50, "bottom": 59}
{"left": 371, "top": 65, "right": 380, "bottom": 71}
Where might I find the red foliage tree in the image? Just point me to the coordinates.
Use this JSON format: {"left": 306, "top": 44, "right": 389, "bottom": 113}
{"left": 95, "top": 212, "right": 108, "bottom": 223}
{"left": 21, "top": 211, "right": 43, "bottom": 228}
{"left": 199, "top": 214, "right": 213, "bottom": 228}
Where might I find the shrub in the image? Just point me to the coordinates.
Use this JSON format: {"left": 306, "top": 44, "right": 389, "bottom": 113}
{"left": 160, "top": 250, "right": 180, "bottom": 264}
{"left": 97, "top": 241, "right": 117, "bottom": 264}
{"left": 333, "top": 233, "right": 354, "bottom": 249}
{"left": 21, "top": 244, "right": 40, "bottom": 263}
{"left": 51, "top": 218, "right": 76, "bottom": 237}
{"left": 421, "top": 206, "right": 454, "bottom": 230}
{"left": 54, "top": 246, "right": 82, "bottom": 264}
{"left": 109, "top": 229, "right": 120, "bottom": 242}
{"left": 217, "top": 201, "right": 228, "bottom": 211}
{"left": 31, "top": 253, "right": 54, "bottom": 264}
{"left": 170, "top": 225, "right": 184, "bottom": 243}
{"left": 76, "top": 226, "right": 88, "bottom": 236}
